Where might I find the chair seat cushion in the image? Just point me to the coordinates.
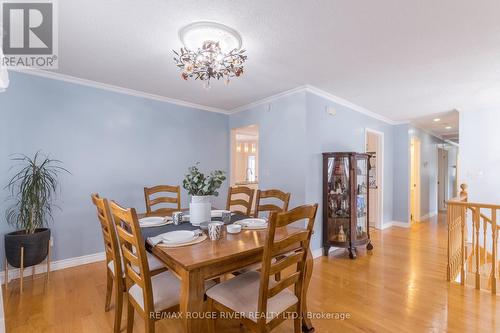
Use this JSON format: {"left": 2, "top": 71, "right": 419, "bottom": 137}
{"left": 129, "top": 271, "right": 181, "bottom": 311}
{"left": 108, "top": 252, "right": 164, "bottom": 276}
{"left": 129, "top": 271, "right": 217, "bottom": 312}
{"left": 146, "top": 252, "right": 165, "bottom": 271}
{"left": 206, "top": 271, "right": 298, "bottom": 323}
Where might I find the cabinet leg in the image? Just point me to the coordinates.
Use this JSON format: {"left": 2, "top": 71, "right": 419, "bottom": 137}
{"left": 348, "top": 247, "right": 357, "bottom": 259}
{"left": 366, "top": 241, "right": 374, "bottom": 251}
{"left": 322, "top": 246, "right": 330, "bottom": 257}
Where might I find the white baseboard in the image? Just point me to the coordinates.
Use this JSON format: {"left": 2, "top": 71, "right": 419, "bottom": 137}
{"left": 312, "top": 248, "right": 323, "bottom": 259}
{"left": 311, "top": 246, "right": 343, "bottom": 259}
{"left": 383, "top": 221, "right": 411, "bottom": 229}
{"left": 420, "top": 211, "right": 438, "bottom": 220}
{"left": 1, "top": 251, "right": 105, "bottom": 284}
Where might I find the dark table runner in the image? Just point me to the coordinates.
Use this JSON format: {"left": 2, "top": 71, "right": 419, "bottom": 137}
{"left": 141, "top": 214, "right": 249, "bottom": 240}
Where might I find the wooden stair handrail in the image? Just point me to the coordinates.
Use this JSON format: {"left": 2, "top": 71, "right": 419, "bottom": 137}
{"left": 446, "top": 183, "right": 499, "bottom": 295}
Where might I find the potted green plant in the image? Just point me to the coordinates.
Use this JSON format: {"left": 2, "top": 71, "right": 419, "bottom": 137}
{"left": 4, "top": 152, "right": 69, "bottom": 268}
{"left": 182, "top": 163, "right": 226, "bottom": 225}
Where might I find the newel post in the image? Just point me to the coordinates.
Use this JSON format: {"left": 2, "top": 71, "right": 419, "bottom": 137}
{"left": 460, "top": 183, "right": 468, "bottom": 201}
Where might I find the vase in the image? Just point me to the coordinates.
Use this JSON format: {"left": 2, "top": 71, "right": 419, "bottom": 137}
{"left": 189, "top": 195, "right": 212, "bottom": 226}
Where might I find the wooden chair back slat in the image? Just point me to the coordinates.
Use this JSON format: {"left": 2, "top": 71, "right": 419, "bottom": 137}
{"left": 91, "top": 194, "right": 122, "bottom": 277}
{"left": 226, "top": 186, "right": 255, "bottom": 216}
{"left": 271, "top": 232, "right": 309, "bottom": 253}
{"left": 254, "top": 189, "right": 291, "bottom": 217}
{"left": 267, "top": 272, "right": 300, "bottom": 298}
{"left": 109, "top": 200, "right": 155, "bottom": 313}
{"left": 126, "top": 265, "right": 144, "bottom": 287}
{"left": 144, "top": 185, "right": 181, "bottom": 214}
{"left": 229, "top": 199, "right": 252, "bottom": 207}
{"left": 268, "top": 251, "right": 304, "bottom": 276}
{"left": 257, "top": 204, "right": 318, "bottom": 327}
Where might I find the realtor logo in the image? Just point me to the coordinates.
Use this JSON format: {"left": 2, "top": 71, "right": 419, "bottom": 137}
{"left": 1, "top": 0, "right": 58, "bottom": 68}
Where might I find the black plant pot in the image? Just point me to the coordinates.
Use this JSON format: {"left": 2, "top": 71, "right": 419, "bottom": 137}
{"left": 5, "top": 228, "right": 50, "bottom": 268}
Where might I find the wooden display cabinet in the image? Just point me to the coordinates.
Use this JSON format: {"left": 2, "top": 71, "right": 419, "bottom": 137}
{"left": 322, "top": 152, "right": 373, "bottom": 259}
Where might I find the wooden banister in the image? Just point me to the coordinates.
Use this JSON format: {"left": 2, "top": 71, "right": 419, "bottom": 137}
{"left": 447, "top": 183, "right": 500, "bottom": 295}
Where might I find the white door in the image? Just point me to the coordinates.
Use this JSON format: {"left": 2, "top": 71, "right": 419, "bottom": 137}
{"left": 410, "top": 138, "right": 421, "bottom": 222}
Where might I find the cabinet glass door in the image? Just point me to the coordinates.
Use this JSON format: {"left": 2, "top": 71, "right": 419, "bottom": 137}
{"left": 355, "top": 157, "right": 368, "bottom": 240}
{"left": 326, "top": 156, "right": 350, "bottom": 243}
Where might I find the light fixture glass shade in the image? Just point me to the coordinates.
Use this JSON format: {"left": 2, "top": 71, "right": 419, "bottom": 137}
{"left": 244, "top": 143, "right": 248, "bottom": 153}
{"left": 180, "top": 21, "right": 242, "bottom": 53}
{"left": 251, "top": 143, "right": 256, "bottom": 153}
{"left": 236, "top": 143, "right": 241, "bottom": 152}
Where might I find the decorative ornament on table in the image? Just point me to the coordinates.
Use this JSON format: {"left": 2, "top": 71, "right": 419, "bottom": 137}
{"left": 173, "top": 21, "right": 247, "bottom": 89}
{"left": 182, "top": 163, "right": 226, "bottom": 226}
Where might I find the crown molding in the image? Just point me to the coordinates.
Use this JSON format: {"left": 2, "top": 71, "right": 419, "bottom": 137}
{"left": 230, "top": 85, "right": 309, "bottom": 114}
{"left": 11, "top": 68, "right": 412, "bottom": 124}
{"left": 304, "top": 85, "right": 401, "bottom": 125}
{"left": 10, "top": 68, "right": 229, "bottom": 114}
{"left": 229, "top": 84, "right": 404, "bottom": 125}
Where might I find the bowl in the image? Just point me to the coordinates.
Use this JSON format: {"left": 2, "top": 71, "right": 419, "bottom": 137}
{"left": 226, "top": 224, "right": 242, "bottom": 234}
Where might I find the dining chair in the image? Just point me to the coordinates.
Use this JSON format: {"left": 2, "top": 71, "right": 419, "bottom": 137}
{"left": 91, "top": 194, "right": 124, "bottom": 333}
{"left": 254, "top": 189, "right": 291, "bottom": 218}
{"left": 109, "top": 200, "right": 216, "bottom": 333}
{"left": 144, "top": 185, "right": 181, "bottom": 215}
{"left": 91, "top": 194, "right": 168, "bottom": 333}
{"left": 226, "top": 186, "right": 255, "bottom": 216}
{"left": 206, "top": 203, "right": 318, "bottom": 333}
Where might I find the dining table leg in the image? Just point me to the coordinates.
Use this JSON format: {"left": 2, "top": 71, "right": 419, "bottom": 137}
{"left": 180, "top": 268, "right": 206, "bottom": 333}
{"left": 301, "top": 249, "right": 315, "bottom": 333}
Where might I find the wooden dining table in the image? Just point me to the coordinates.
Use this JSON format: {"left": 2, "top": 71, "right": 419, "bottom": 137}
{"left": 139, "top": 211, "right": 315, "bottom": 333}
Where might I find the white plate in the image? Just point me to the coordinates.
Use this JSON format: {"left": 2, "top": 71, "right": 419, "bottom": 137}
{"left": 139, "top": 217, "right": 169, "bottom": 227}
{"left": 161, "top": 230, "right": 197, "bottom": 245}
{"left": 235, "top": 218, "right": 268, "bottom": 230}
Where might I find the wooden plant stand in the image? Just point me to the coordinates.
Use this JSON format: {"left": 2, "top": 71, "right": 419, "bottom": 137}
{"left": 4, "top": 244, "right": 51, "bottom": 292}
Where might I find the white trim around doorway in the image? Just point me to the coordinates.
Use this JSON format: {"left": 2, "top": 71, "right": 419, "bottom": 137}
{"left": 365, "top": 128, "right": 384, "bottom": 230}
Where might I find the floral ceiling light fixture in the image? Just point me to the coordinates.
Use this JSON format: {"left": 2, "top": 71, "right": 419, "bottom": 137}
{"left": 173, "top": 21, "right": 247, "bottom": 89}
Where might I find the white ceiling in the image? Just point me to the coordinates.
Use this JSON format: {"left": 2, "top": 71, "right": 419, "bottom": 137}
{"left": 54, "top": 0, "right": 500, "bottom": 120}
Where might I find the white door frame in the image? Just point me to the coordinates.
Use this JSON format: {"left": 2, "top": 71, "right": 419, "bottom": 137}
{"left": 365, "top": 128, "right": 384, "bottom": 229}
{"left": 410, "top": 137, "right": 421, "bottom": 222}
{"left": 437, "top": 147, "right": 449, "bottom": 211}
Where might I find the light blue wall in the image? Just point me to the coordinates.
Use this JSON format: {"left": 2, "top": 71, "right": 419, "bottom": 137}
{"left": 393, "top": 124, "right": 410, "bottom": 222}
{"left": 229, "top": 91, "right": 396, "bottom": 250}
{"left": 305, "top": 92, "right": 394, "bottom": 249}
{"left": 229, "top": 92, "right": 308, "bottom": 209}
{"left": 409, "top": 126, "right": 445, "bottom": 218}
{"left": 1, "top": 72, "right": 429, "bottom": 260}
{"left": 459, "top": 110, "right": 500, "bottom": 203}
{"left": 0, "top": 72, "right": 229, "bottom": 265}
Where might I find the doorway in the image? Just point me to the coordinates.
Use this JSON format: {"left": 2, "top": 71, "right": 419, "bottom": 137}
{"left": 230, "top": 125, "right": 259, "bottom": 210}
{"left": 365, "top": 129, "right": 384, "bottom": 229}
{"left": 410, "top": 137, "right": 421, "bottom": 223}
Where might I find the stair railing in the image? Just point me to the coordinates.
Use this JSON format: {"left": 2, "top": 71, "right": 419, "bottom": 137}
{"left": 447, "top": 183, "right": 500, "bottom": 294}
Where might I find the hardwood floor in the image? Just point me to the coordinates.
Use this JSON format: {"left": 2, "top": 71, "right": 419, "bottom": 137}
{"left": 3, "top": 214, "right": 499, "bottom": 332}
